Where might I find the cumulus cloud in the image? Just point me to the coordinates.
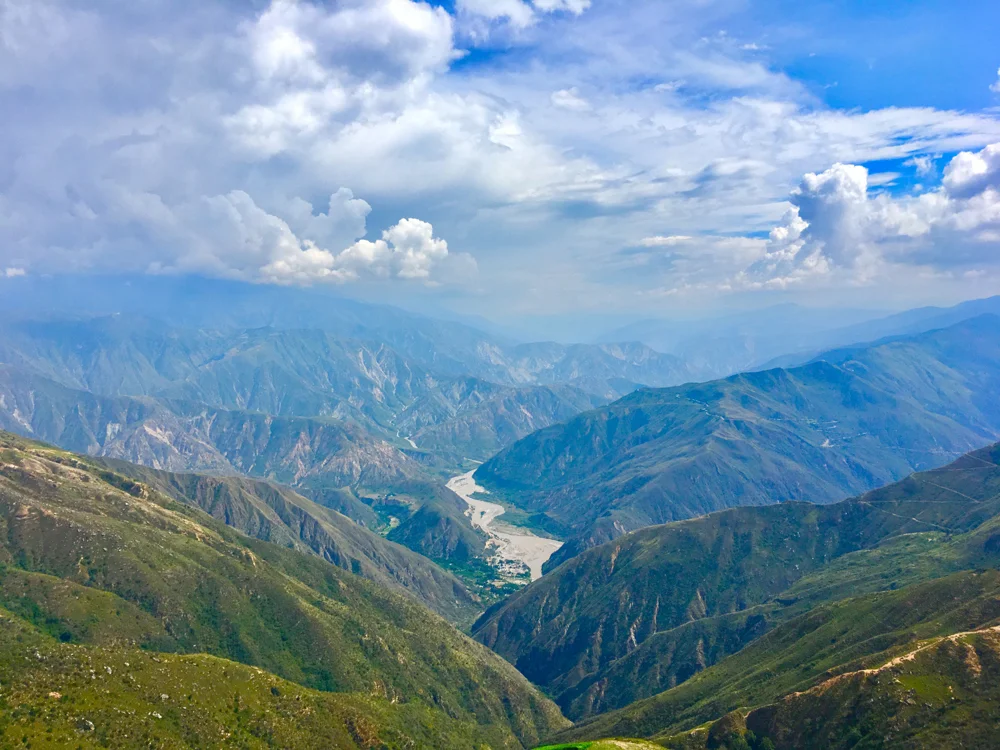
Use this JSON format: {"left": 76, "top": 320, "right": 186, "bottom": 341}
{"left": 260, "top": 215, "right": 451, "bottom": 284}
{"left": 0, "top": 0, "right": 470, "bottom": 287}
{"left": 247, "top": 0, "right": 456, "bottom": 85}
{"left": 154, "top": 190, "right": 453, "bottom": 284}
{"left": 942, "top": 143, "right": 1000, "bottom": 198}
{"left": 1, "top": 0, "right": 1000, "bottom": 314}
{"left": 737, "top": 142, "right": 1000, "bottom": 288}
{"left": 991, "top": 68, "right": 1000, "bottom": 94}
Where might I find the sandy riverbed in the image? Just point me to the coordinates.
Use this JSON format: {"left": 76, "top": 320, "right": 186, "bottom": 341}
{"left": 446, "top": 470, "right": 562, "bottom": 581}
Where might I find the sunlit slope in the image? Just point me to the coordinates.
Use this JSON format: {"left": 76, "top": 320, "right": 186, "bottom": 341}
{"left": 0, "top": 605, "right": 541, "bottom": 749}
{"left": 94, "top": 459, "right": 479, "bottom": 623}
{"left": 0, "top": 431, "right": 568, "bottom": 747}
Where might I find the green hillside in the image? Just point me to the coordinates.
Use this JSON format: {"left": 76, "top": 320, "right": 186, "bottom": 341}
{"left": 0, "top": 365, "right": 488, "bottom": 565}
{"left": 556, "top": 569, "right": 1000, "bottom": 742}
{"left": 0, "top": 605, "right": 545, "bottom": 749}
{"left": 94, "top": 460, "right": 479, "bottom": 624}
{"left": 645, "top": 624, "right": 1000, "bottom": 750}
{"left": 0, "top": 432, "right": 568, "bottom": 747}
{"left": 477, "top": 316, "right": 1000, "bottom": 568}
{"left": 536, "top": 624, "right": 1000, "bottom": 749}
{"left": 474, "top": 442, "right": 1000, "bottom": 718}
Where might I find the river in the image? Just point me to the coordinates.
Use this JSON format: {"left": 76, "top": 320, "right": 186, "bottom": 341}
{"left": 446, "top": 470, "right": 562, "bottom": 581}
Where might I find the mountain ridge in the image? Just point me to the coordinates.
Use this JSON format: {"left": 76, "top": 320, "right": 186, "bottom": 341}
{"left": 93, "top": 458, "right": 479, "bottom": 623}
{"left": 0, "top": 430, "right": 568, "bottom": 746}
{"left": 474, "top": 441, "right": 1000, "bottom": 720}
{"left": 477, "top": 315, "right": 1000, "bottom": 567}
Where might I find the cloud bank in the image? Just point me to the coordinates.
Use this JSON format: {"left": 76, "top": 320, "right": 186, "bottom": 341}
{"left": 0, "top": 0, "right": 467, "bottom": 286}
{"left": 738, "top": 142, "right": 1000, "bottom": 289}
{"left": 1, "top": 0, "right": 999, "bottom": 317}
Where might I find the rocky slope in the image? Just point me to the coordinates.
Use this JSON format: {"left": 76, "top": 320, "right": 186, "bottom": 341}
{"left": 0, "top": 366, "right": 490, "bottom": 564}
{"left": 0, "top": 316, "right": 692, "bottom": 462}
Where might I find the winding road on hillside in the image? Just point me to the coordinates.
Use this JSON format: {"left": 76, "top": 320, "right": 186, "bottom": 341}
{"left": 446, "top": 470, "right": 562, "bottom": 581}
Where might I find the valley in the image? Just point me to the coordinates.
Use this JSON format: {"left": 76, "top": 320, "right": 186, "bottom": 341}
{"left": 6, "top": 2, "right": 1000, "bottom": 744}
{"left": 447, "top": 470, "right": 563, "bottom": 581}
{"left": 2, "top": 287, "right": 1000, "bottom": 748}
{"left": 478, "top": 315, "right": 1000, "bottom": 567}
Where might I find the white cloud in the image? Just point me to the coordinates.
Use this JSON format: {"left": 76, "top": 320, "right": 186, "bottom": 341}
{"left": 457, "top": 0, "right": 535, "bottom": 29}
{"left": 247, "top": 0, "right": 457, "bottom": 85}
{"left": 639, "top": 236, "right": 694, "bottom": 247}
{"left": 532, "top": 0, "right": 591, "bottom": 14}
{"left": 737, "top": 142, "right": 1000, "bottom": 289}
{"left": 3, "top": 267, "right": 26, "bottom": 278}
{"left": 457, "top": 0, "right": 589, "bottom": 31}
{"left": 261, "top": 215, "right": 451, "bottom": 284}
{"left": 867, "top": 172, "right": 900, "bottom": 187}
{"left": 905, "top": 155, "right": 936, "bottom": 177}
{"left": 160, "top": 191, "right": 454, "bottom": 284}
{"left": 550, "top": 87, "right": 589, "bottom": 111}
{"left": 1, "top": 0, "right": 999, "bottom": 317}
{"left": 0, "top": 0, "right": 468, "bottom": 287}
{"left": 991, "top": 67, "right": 1000, "bottom": 94}
{"left": 942, "top": 143, "right": 1000, "bottom": 199}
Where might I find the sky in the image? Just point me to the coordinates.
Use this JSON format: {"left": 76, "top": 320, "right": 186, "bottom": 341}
{"left": 2, "top": 0, "right": 1000, "bottom": 334}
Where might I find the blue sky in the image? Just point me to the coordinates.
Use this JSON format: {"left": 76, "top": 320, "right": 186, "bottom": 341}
{"left": 1, "top": 0, "right": 1000, "bottom": 333}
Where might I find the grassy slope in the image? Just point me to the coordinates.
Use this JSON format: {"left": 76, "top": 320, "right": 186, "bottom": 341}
{"left": 0, "top": 605, "right": 527, "bottom": 749}
{"left": 0, "top": 432, "right": 568, "bottom": 747}
{"left": 477, "top": 316, "right": 1000, "bottom": 567}
{"left": 97, "top": 459, "right": 480, "bottom": 624}
{"left": 552, "top": 569, "right": 1000, "bottom": 743}
{"left": 473, "top": 443, "right": 1000, "bottom": 718}
{"left": 656, "top": 626, "right": 1000, "bottom": 750}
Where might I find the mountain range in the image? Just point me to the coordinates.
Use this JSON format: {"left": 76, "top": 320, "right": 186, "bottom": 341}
{"left": 477, "top": 315, "right": 1000, "bottom": 567}
{"left": 0, "top": 316, "right": 684, "bottom": 568}
{"left": 0, "top": 315, "right": 687, "bottom": 461}
{"left": 600, "top": 295, "right": 1000, "bottom": 378}
{"left": 6, "top": 277, "right": 1000, "bottom": 746}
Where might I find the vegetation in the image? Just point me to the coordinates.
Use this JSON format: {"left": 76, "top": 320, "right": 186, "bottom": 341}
{"left": 477, "top": 315, "right": 1000, "bottom": 568}
{"left": 474, "top": 441, "right": 1000, "bottom": 719}
{"left": 655, "top": 626, "right": 1000, "bottom": 750}
{"left": 95, "top": 459, "right": 480, "bottom": 624}
{"left": 0, "top": 604, "right": 550, "bottom": 749}
{"left": 557, "top": 569, "right": 1000, "bottom": 741}
{"left": 7, "top": 308, "right": 1000, "bottom": 747}
{"left": 0, "top": 432, "right": 568, "bottom": 747}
